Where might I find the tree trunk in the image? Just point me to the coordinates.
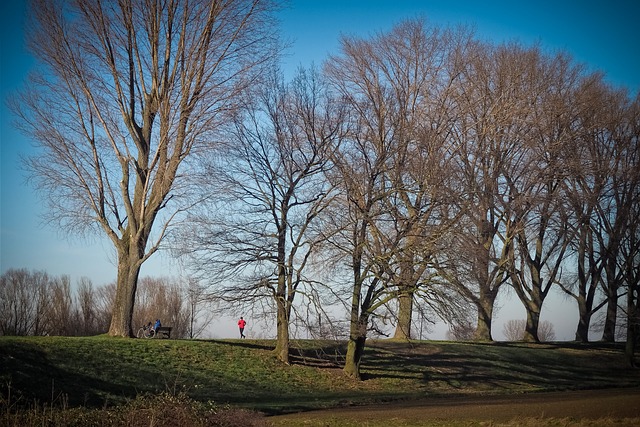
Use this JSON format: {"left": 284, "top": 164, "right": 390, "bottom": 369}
{"left": 626, "top": 323, "right": 637, "bottom": 368}
{"left": 523, "top": 308, "right": 540, "bottom": 342}
{"left": 473, "top": 216, "right": 500, "bottom": 342}
{"left": 574, "top": 297, "right": 591, "bottom": 342}
{"left": 474, "top": 291, "right": 496, "bottom": 341}
{"left": 522, "top": 278, "right": 543, "bottom": 342}
{"left": 344, "top": 264, "right": 367, "bottom": 379}
{"left": 273, "top": 296, "right": 290, "bottom": 364}
{"left": 601, "top": 289, "right": 618, "bottom": 342}
{"left": 625, "top": 288, "right": 638, "bottom": 367}
{"left": 474, "top": 304, "right": 493, "bottom": 341}
{"left": 108, "top": 248, "right": 142, "bottom": 337}
{"left": 393, "top": 290, "right": 413, "bottom": 340}
{"left": 344, "top": 318, "right": 367, "bottom": 379}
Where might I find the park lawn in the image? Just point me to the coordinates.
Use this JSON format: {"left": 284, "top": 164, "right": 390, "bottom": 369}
{"left": 1, "top": 336, "right": 639, "bottom": 417}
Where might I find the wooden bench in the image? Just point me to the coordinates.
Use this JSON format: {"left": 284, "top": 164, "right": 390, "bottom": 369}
{"left": 155, "top": 326, "right": 172, "bottom": 339}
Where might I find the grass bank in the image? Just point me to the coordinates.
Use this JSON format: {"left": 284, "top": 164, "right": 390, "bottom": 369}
{"left": 1, "top": 336, "right": 639, "bottom": 424}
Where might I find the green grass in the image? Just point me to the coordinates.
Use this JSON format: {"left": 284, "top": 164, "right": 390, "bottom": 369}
{"left": 1, "top": 336, "right": 639, "bottom": 422}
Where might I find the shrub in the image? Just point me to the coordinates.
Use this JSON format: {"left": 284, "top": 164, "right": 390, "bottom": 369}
{"left": 1, "top": 391, "right": 267, "bottom": 427}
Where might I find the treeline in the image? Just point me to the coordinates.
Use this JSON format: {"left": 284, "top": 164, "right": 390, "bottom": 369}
{"left": 175, "top": 19, "right": 640, "bottom": 376}
{"left": 0, "top": 269, "right": 210, "bottom": 339}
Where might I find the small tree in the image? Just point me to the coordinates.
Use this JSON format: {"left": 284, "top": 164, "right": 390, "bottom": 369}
{"left": 538, "top": 320, "right": 557, "bottom": 342}
{"left": 447, "top": 320, "right": 476, "bottom": 341}
{"left": 186, "top": 278, "right": 214, "bottom": 339}
{"left": 503, "top": 319, "right": 556, "bottom": 342}
{"left": 503, "top": 319, "right": 525, "bottom": 341}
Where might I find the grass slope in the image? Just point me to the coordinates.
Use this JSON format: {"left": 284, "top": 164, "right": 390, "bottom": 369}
{"left": 1, "top": 336, "right": 638, "bottom": 415}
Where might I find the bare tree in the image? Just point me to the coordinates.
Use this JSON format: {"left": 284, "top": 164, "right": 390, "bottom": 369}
{"left": 321, "top": 140, "right": 392, "bottom": 378}
{"left": 442, "top": 41, "right": 531, "bottom": 341}
{"left": 47, "top": 275, "right": 77, "bottom": 336}
{"left": 624, "top": 212, "right": 640, "bottom": 365}
{"left": 502, "top": 319, "right": 525, "bottom": 341}
{"left": 186, "top": 278, "right": 214, "bottom": 339}
{"left": 355, "top": 20, "right": 467, "bottom": 341}
{"left": 179, "top": 66, "right": 346, "bottom": 362}
{"left": 322, "top": 19, "right": 474, "bottom": 377}
{"left": 498, "top": 46, "right": 584, "bottom": 342}
{"left": 0, "top": 269, "right": 50, "bottom": 336}
{"left": 95, "top": 282, "right": 116, "bottom": 333}
{"left": 558, "top": 76, "right": 623, "bottom": 342}
{"left": 619, "top": 94, "right": 640, "bottom": 365}
{"left": 324, "top": 19, "right": 429, "bottom": 376}
{"left": 13, "top": 0, "right": 281, "bottom": 337}
{"left": 76, "top": 277, "right": 105, "bottom": 335}
{"left": 594, "top": 90, "right": 639, "bottom": 343}
{"left": 538, "top": 320, "right": 557, "bottom": 342}
{"left": 321, "top": 75, "right": 395, "bottom": 378}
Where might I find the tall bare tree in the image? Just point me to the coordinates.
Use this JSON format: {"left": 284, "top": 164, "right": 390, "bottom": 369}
{"left": 186, "top": 278, "right": 214, "bottom": 339}
{"left": 321, "top": 19, "right": 473, "bottom": 376}
{"left": 323, "top": 19, "right": 463, "bottom": 376}
{"left": 179, "top": 67, "right": 346, "bottom": 362}
{"left": 499, "top": 47, "right": 584, "bottom": 342}
{"left": 348, "top": 20, "right": 468, "bottom": 341}
{"left": 321, "top": 126, "right": 392, "bottom": 378}
{"left": 593, "top": 90, "right": 639, "bottom": 343}
{"left": 14, "top": 0, "right": 280, "bottom": 337}
{"left": 618, "top": 94, "right": 640, "bottom": 364}
{"left": 324, "top": 46, "right": 396, "bottom": 377}
{"left": 442, "top": 42, "right": 533, "bottom": 340}
{"left": 558, "top": 76, "right": 622, "bottom": 342}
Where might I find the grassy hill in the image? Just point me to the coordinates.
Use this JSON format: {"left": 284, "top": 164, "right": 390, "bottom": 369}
{"left": 1, "top": 336, "right": 639, "bottom": 423}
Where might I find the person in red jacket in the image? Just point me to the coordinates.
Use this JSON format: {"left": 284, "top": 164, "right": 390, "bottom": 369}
{"left": 237, "top": 317, "right": 246, "bottom": 338}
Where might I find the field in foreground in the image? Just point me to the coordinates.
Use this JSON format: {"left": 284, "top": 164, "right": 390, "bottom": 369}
{"left": 1, "top": 336, "right": 639, "bottom": 426}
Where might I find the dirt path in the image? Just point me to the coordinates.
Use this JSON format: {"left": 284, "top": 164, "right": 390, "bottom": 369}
{"left": 270, "top": 388, "right": 640, "bottom": 423}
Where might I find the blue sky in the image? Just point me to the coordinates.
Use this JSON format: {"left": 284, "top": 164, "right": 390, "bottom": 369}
{"left": 1, "top": 1, "right": 639, "bottom": 338}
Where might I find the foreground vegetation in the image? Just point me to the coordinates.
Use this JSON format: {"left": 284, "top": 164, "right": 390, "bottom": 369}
{"left": 1, "top": 336, "right": 639, "bottom": 426}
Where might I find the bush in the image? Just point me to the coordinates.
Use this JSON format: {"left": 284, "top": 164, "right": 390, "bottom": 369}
{"left": 1, "top": 391, "right": 267, "bottom": 427}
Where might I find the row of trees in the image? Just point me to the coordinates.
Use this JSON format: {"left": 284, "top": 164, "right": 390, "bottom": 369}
{"left": 15, "top": 0, "right": 639, "bottom": 380}
{"left": 177, "top": 20, "right": 639, "bottom": 376}
{"left": 0, "top": 269, "right": 210, "bottom": 339}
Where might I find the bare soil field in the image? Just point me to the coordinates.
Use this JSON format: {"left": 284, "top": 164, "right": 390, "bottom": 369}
{"left": 269, "top": 388, "right": 640, "bottom": 425}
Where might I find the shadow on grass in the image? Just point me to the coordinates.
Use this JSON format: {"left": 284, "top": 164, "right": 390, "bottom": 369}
{"left": 2, "top": 337, "right": 638, "bottom": 416}
{"left": 204, "top": 339, "right": 274, "bottom": 352}
{"left": 289, "top": 341, "right": 347, "bottom": 368}
{"left": 1, "top": 340, "right": 142, "bottom": 407}
{"left": 357, "top": 340, "right": 637, "bottom": 391}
